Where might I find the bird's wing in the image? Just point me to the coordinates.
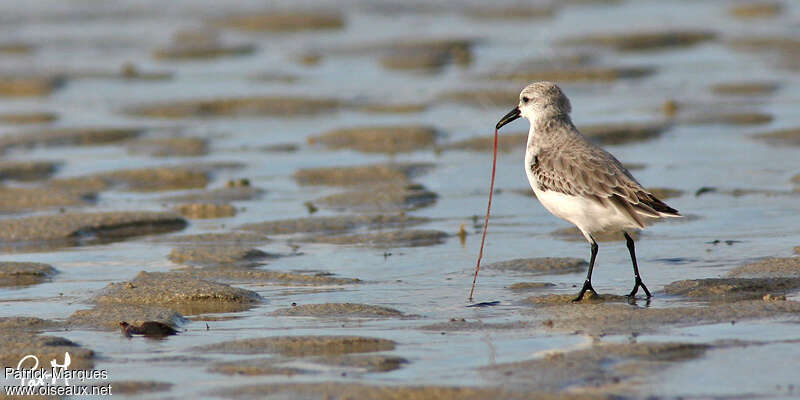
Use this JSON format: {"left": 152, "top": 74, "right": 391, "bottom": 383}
{"left": 533, "top": 144, "right": 679, "bottom": 226}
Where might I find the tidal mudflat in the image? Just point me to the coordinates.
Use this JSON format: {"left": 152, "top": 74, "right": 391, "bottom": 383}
{"left": 0, "top": 1, "right": 799, "bottom": 399}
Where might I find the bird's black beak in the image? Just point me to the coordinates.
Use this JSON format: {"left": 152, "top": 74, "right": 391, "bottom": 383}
{"left": 496, "top": 107, "right": 521, "bottom": 130}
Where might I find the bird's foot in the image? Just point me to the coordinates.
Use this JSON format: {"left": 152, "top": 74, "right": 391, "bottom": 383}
{"left": 572, "top": 281, "right": 597, "bottom": 302}
{"left": 627, "top": 277, "right": 652, "bottom": 299}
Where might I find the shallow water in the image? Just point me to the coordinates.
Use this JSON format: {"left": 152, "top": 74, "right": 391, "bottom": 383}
{"left": 1, "top": 0, "right": 800, "bottom": 399}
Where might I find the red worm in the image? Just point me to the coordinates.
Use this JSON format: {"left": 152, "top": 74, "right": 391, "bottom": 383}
{"left": 468, "top": 128, "right": 498, "bottom": 301}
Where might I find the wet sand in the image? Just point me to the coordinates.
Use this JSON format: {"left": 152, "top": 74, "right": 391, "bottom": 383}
{"left": 0, "top": 1, "right": 799, "bottom": 399}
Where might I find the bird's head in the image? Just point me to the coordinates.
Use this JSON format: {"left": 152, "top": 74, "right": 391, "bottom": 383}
{"left": 496, "top": 81, "right": 571, "bottom": 129}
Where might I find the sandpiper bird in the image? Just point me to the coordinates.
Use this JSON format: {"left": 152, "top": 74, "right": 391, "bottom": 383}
{"left": 495, "top": 82, "right": 681, "bottom": 301}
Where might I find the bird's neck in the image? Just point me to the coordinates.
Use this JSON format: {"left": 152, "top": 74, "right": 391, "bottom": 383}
{"left": 527, "top": 113, "right": 574, "bottom": 150}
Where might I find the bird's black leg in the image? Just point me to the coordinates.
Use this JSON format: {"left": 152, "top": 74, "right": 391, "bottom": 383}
{"left": 573, "top": 239, "right": 598, "bottom": 302}
{"left": 624, "top": 232, "right": 651, "bottom": 298}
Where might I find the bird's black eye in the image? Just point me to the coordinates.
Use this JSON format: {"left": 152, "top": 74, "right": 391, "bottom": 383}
{"left": 522, "top": 97, "right": 530, "bottom": 103}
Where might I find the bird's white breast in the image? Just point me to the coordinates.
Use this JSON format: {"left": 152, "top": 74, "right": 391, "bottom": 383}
{"left": 524, "top": 142, "right": 639, "bottom": 241}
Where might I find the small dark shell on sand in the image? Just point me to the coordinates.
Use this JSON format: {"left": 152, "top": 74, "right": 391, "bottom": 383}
{"left": 119, "top": 321, "right": 179, "bottom": 338}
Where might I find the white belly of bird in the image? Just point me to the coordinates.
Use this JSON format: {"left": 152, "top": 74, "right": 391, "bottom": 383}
{"left": 526, "top": 168, "right": 641, "bottom": 242}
